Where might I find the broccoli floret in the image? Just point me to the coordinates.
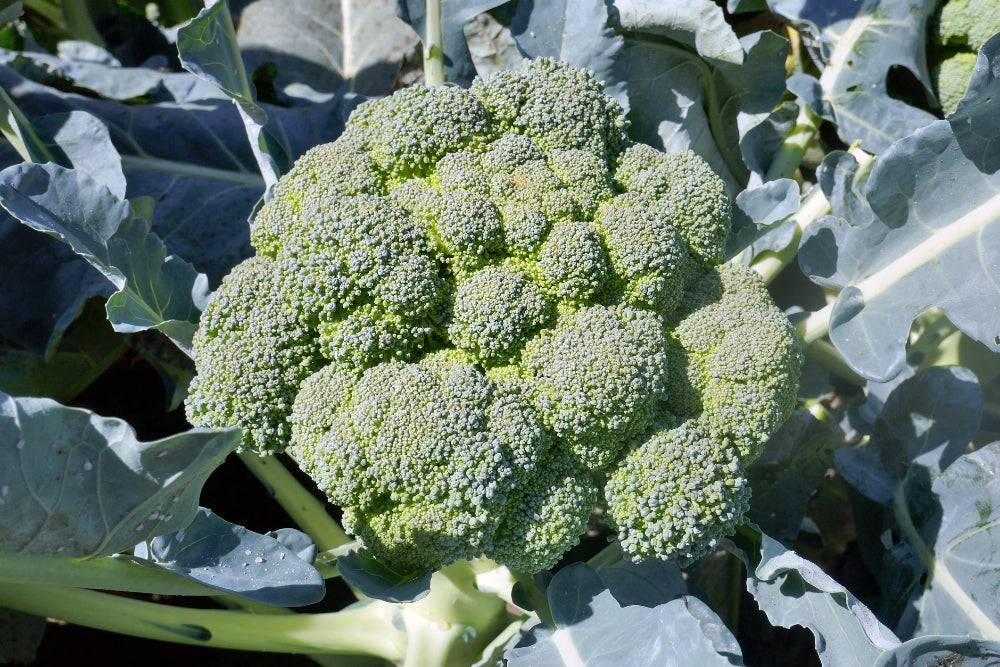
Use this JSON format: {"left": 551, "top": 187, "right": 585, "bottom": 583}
{"left": 187, "top": 59, "right": 802, "bottom": 574}
{"left": 929, "top": 0, "right": 1000, "bottom": 114}
{"left": 606, "top": 421, "right": 751, "bottom": 564}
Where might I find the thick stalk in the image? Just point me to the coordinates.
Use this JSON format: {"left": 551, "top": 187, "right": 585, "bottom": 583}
{"left": 238, "top": 452, "right": 351, "bottom": 551}
{"left": 407, "top": 561, "right": 513, "bottom": 666}
{"left": 0, "top": 583, "right": 407, "bottom": 658}
{"left": 423, "top": 0, "right": 445, "bottom": 87}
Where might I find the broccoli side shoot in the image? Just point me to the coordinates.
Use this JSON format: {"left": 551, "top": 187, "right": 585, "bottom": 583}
{"left": 929, "top": 0, "right": 1000, "bottom": 114}
{"left": 186, "top": 58, "right": 802, "bottom": 573}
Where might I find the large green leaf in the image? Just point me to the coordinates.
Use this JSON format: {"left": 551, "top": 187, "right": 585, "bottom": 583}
{"left": 0, "top": 162, "right": 210, "bottom": 353}
{"left": 509, "top": 0, "right": 627, "bottom": 108}
{"left": 505, "top": 562, "right": 741, "bottom": 666}
{"left": 799, "top": 37, "right": 1000, "bottom": 381}
{"left": 237, "top": 0, "right": 419, "bottom": 96}
{"left": 836, "top": 367, "right": 982, "bottom": 505}
{"left": 0, "top": 392, "right": 239, "bottom": 558}
{"left": 728, "top": 529, "right": 900, "bottom": 666}
{"left": 623, "top": 29, "right": 788, "bottom": 194}
{"left": 767, "top": 0, "right": 937, "bottom": 154}
{"left": 131, "top": 508, "right": 325, "bottom": 607}
{"left": 894, "top": 443, "right": 1000, "bottom": 639}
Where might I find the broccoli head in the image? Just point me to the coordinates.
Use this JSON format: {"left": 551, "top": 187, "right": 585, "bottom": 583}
{"left": 929, "top": 0, "right": 1000, "bottom": 114}
{"left": 186, "top": 58, "right": 802, "bottom": 573}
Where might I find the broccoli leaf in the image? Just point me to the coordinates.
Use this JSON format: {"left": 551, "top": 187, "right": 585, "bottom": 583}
{"left": 836, "top": 367, "right": 982, "bottom": 506}
{"left": 0, "top": 391, "right": 239, "bottom": 559}
{"left": 0, "top": 162, "right": 209, "bottom": 354}
{"left": 0, "top": 299, "right": 128, "bottom": 403}
{"left": 800, "top": 37, "right": 1000, "bottom": 381}
{"left": 622, "top": 29, "right": 788, "bottom": 194}
{"left": 891, "top": 442, "right": 1000, "bottom": 639}
{"left": 767, "top": 0, "right": 938, "bottom": 154}
{"left": 727, "top": 528, "right": 901, "bottom": 665}
{"left": 509, "top": 0, "right": 627, "bottom": 109}
{"left": 236, "top": 0, "right": 419, "bottom": 97}
{"left": 875, "top": 635, "right": 1000, "bottom": 666}
{"left": 506, "top": 562, "right": 741, "bottom": 666}
{"left": 0, "top": 607, "right": 45, "bottom": 666}
{"left": 131, "top": 508, "right": 326, "bottom": 607}
{"left": 177, "top": 0, "right": 288, "bottom": 195}
{"left": 747, "top": 409, "right": 844, "bottom": 541}
{"left": 614, "top": 0, "right": 743, "bottom": 64}
{"left": 336, "top": 549, "right": 432, "bottom": 603}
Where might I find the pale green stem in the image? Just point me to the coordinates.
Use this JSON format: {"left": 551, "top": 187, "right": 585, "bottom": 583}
{"left": 805, "top": 338, "right": 866, "bottom": 386}
{"left": 748, "top": 184, "right": 831, "bottom": 285}
{"left": 763, "top": 103, "right": 820, "bottom": 183}
{"left": 795, "top": 303, "right": 833, "bottom": 346}
{"left": 238, "top": 452, "right": 351, "bottom": 552}
{"left": 424, "top": 0, "right": 445, "bottom": 87}
{"left": 0, "top": 552, "right": 213, "bottom": 595}
{"left": 0, "top": 583, "right": 407, "bottom": 658}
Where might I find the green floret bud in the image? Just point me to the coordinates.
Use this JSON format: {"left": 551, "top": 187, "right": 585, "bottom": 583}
{"left": 393, "top": 180, "right": 505, "bottom": 274}
{"left": 518, "top": 306, "right": 668, "bottom": 470}
{"left": 595, "top": 193, "right": 692, "bottom": 313}
{"left": 547, "top": 149, "right": 617, "bottom": 217}
{"left": 934, "top": 0, "right": 1000, "bottom": 51}
{"left": 664, "top": 264, "right": 802, "bottom": 462}
{"left": 614, "top": 145, "right": 730, "bottom": 266}
{"left": 534, "top": 220, "right": 610, "bottom": 302}
{"left": 605, "top": 420, "right": 751, "bottom": 564}
{"left": 289, "top": 355, "right": 550, "bottom": 572}
{"left": 434, "top": 151, "right": 491, "bottom": 196}
{"left": 472, "top": 58, "right": 630, "bottom": 161}
{"left": 186, "top": 257, "right": 323, "bottom": 454}
{"left": 931, "top": 51, "right": 978, "bottom": 116}
{"left": 449, "top": 265, "right": 552, "bottom": 364}
{"left": 346, "top": 85, "right": 492, "bottom": 181}
{"left": 251, "top": 139, "right": 387, "bottom": 257}
{"left": 488, "top": 450, "right": 599, "bottom": 573}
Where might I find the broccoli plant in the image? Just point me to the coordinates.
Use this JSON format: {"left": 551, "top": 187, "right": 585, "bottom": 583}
{"left": 185, "top": 58, "right": 802, "bottom": 574}
{"left": 1, "top": 1, "right": 1000, "bottom": 666}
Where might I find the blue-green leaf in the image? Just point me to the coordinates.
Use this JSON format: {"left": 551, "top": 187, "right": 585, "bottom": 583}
{"left": 767, "top": 0, "right": 937, "bottom": 153}
{"left": 893, "top": 443, "right": 1000, "bottom": 639}
{"left": 132, "top": 508, "right": 325, "bottom": 607}
{"left": 624, "top": 30, "right": 788, "bottom": 194}
{"left": 614, "top": 0, "right": 743, "bottom": 64}
{"left": 177, "top": 0, "right": 289, "bottom": 195}
{"left": 510, "top": 0, "right": 627, "bottom": 108}
{"left": 237, "top": 0, "right": 419, "bottom": 97}
{"left": 729, "top": 530, "right": 900, "bottom": 665}
{"left": 875, "top": 635, "right": 1000, "bottom": 666}
{"left": 506, "top": 562, "right": 740, "bottom": 666}
{"left": 747, "top": 410, "right": 844, "bottom": 541}
{"left": 836, "top": 367, "right": 982, "bottom": 506}
{"left": 395, "top": 0, "right": 510, "bottom": 87}
{"left": 336, "top": 549, "right": 431, "bottom": 603}
{"left": 801, "top": 37, "right": 1000, "bottom": 381}
{"left": 0, "top": 392, "right": 239, "bottom": 558}
{"left": 0, "top": 162, "right": 210, "bottom": 353}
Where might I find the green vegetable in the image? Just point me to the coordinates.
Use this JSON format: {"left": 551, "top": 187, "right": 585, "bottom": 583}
{"left": 185, "top": 58, "right": 802, "bottom": 573}
{"left": 930, "top": 0, "right": 1000, "bottom": 114}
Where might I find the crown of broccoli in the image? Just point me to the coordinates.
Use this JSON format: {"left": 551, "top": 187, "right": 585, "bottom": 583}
{"left": 185, "top": 59, "right": 802, "bottom": 573}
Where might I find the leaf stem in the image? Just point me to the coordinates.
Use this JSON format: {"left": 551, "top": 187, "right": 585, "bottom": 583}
{"left": 762, "top": 103, "right": 819, "bottom": 182}
{"left": 0, "top": 583, "right": 407, "bottom": 657}
{"left": 749, "top": 183, "right": 830, "bottom": 285}
{"left": 237, "top": 452, "right": 351, "bottom": 551}
{"left": 0, "top": 552, "right": 214, "bottom": 595}
{"left": 423, "top": 0, "right": 445, "bottom": 87}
